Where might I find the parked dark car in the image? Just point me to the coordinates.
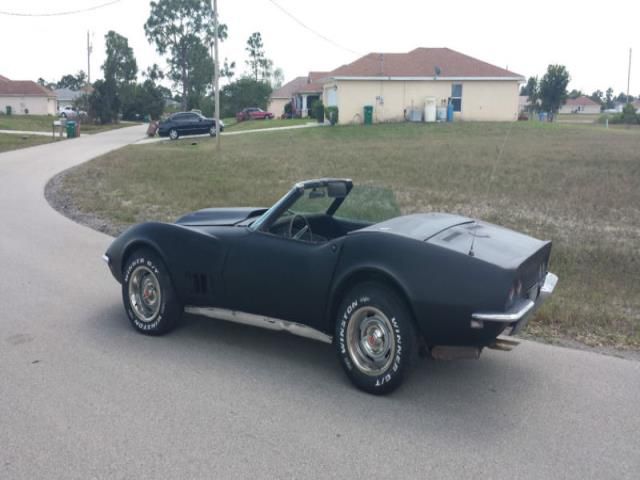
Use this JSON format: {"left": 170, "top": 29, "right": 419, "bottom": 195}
{"left": 157, "top": 112, "right": 224, "bottom": 140}
{"left": 103, "top": 179, "right": 557, "bottom": 394}
{"left": 236, "top": 107, "right": 274, "bottom": 121}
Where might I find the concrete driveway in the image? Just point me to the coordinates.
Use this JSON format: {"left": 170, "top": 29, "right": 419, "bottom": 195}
{"left": 1, "top": 125, "right": 639, "bottom": 479}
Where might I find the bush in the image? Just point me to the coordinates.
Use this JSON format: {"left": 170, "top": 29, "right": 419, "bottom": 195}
{"left": 325, "top": 106, "right": 339, "bottom": 125}
{"left": 599, "top": 105, "right": 639, "bottom": 125}
{"left": 621, "top": 104, "right": 639, "bottom": 124}
{"left": 284, "top": 101, "right": 292, "bottom": 118}
{"left": 311, "top": 100, "right": 324, "bottom": 123}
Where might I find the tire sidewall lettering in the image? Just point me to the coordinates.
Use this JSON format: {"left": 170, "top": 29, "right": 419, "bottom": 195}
{"left": 338, "top": 295, "right": 403, "bottom": 387}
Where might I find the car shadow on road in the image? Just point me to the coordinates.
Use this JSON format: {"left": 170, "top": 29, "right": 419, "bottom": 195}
{"left": 94, "top": 305, "right": 539, "bottom": 441}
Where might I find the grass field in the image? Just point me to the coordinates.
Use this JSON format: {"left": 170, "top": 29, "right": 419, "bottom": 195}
{"left": 57, "top": 121, "right": 640, "bottom": 349}
{"left": 0, "top": 114, "right": 139, "bottom": 134}
{"left": 0, "top": 133, "right": 54, "bottom": 153}
{"left": 224, "top": 117, "right": 313, "bottom": 132}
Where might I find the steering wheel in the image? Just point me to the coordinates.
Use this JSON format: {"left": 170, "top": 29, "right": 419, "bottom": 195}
{"left": 288, "top": 213, "right": 312, "bottom": 240}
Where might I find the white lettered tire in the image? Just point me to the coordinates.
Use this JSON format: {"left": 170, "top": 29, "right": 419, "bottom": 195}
{"left": 122, "top": 248, "right": 181, "bottom": 335}
{"left": 335, "top": 282, "right": 416, "bottom": 394}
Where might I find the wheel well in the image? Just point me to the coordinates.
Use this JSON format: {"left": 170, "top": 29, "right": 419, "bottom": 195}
{"left": 329, "top": 269, "right": 420, "bottom": 335}
{"left": 121, "top": 241, "right": 163, "bottom": 277}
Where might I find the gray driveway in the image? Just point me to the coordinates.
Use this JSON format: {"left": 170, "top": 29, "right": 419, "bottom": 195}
{"left": 1, "top": 126, "right": 639, "bottom": 479}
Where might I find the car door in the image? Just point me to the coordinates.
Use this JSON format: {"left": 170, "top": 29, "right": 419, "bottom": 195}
{"left": 222, "top": 231, "right": 342, "bottom": 331}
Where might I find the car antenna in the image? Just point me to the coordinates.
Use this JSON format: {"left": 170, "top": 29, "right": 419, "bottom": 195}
{"left": 468, "top": 121, "right": 515, "bottom": 256}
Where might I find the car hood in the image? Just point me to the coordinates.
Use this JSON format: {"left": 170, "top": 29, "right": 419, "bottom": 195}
{"left": 175, "top": 207, "right": 267, "bottom": 226}
{"left": 357, "top": 213, "right": 550, "bottom": 269}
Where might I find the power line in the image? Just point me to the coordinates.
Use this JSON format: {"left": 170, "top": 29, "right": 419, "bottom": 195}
{"left": 0, "top": 0, "right": 122, "bottom": 17}
{"left": 266, "top": 0, "right": 361, "bottom": 56}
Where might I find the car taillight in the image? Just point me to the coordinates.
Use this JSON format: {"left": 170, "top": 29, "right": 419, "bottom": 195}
{"left": 506, "top": 279, "right": 523, "bottom": 309}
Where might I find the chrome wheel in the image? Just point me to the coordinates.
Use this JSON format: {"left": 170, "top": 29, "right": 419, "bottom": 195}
{"left": 128, "top": 266, "right": 162, "bottom": 323}
{"left": 346, "top": 306, "right": 395, "bottom": 376}
{"left": 169, "top": 129, "right": 178, "bottom": 140}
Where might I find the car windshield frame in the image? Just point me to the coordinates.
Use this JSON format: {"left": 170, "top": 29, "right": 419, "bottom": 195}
{"left": 249, "top": 179, "right": 352, "bottom": 232}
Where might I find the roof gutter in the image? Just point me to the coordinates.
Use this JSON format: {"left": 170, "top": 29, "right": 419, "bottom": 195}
{"left": 328, "top": 76, "right": 525, "bottom": 82}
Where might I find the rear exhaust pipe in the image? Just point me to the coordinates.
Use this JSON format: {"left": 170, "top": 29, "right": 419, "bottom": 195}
{"left": 487, "top": 337, "right": 520, "bottom": 352}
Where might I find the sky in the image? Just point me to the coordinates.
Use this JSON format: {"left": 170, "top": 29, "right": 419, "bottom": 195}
{"left": 0, "top": 0, "right": 638, "bottom": 96}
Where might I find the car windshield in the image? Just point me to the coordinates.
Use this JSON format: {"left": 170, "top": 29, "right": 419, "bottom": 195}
{"left": 250, "top": 182, "right": 400, "bottom": 231}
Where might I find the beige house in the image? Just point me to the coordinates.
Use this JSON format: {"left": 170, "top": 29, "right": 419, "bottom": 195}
{"left": 268, "top": 76, "right": 307, "bottom": 118}
{"left": 268, "top": 72, "right": 328, "bottom": 118}
{"left": 559, "top": 96, "right": 601, "bottom": 114}
{"left": 0, "top": 75, "right": 57, "bottom": 115}
{"left": 321, "top": 48, "right": 524, "bottom": 124}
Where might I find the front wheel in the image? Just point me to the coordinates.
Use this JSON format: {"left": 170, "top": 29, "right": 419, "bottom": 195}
{"left": 169, "top": 128, "right": 179, "bottom": 140}
{"left": 122, "top": 248, "right": 182, "bottom": 335}
{"left": 335, "top": 282, "right": 416, "bottom": 394}
{"left": 209, "top": 126, "right": 216, "bottom": 136}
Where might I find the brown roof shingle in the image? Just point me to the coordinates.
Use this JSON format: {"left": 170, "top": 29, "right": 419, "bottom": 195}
{"left": 565, "top": 96, "right": 600, "bottom": 107}
{"left": 0, "top": 79, "right": 55, "bottom": 96}
{"left": 328, "top": 48, "right": 522, "bottom": 79}
{"left": 271, "top": 76, "right": 308, "bottom": 98}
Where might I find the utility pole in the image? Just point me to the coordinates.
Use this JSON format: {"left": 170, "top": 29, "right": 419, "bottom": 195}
{"left": 213, "top": 0, "right": 221, "bottom": 151}
{"left": 627, "top": 48, "right": 632, "bottom": 104}
{"left": 87, "top": 30, "right": 92, "bottom": 85}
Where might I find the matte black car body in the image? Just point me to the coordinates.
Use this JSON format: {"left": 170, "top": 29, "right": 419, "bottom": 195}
{"left": 105, "top": 179, "right": 556, "bottom": 351}
{"left": 157, "top": 111, "right": 223, "bottom": 139}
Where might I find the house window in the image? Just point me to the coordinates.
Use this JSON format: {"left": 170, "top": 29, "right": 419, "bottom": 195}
{"left": 451, "top": 83, "right": 462, "bottom": 112}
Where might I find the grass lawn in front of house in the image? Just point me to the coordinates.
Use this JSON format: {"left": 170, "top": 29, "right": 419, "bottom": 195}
{"left": 0, "top": 133, "right": 55, "bottom": 153}
{"left": 0, "top": 114, "right": 139, "bottom": 134}
{"left": 56, "top": 121, "right": 640, "bottom": 349}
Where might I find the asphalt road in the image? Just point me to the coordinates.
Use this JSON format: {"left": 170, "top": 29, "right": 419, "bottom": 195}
{"left": 1, "top": 126, "right": 639, "bottom": 479}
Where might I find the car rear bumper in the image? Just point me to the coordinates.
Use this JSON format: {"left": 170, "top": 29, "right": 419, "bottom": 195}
{"left": 471, "top": 272, "right": 558, "bottom": 335}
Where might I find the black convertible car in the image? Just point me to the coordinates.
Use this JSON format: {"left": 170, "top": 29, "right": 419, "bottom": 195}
{"left": 157, "top": 111, "right": 223, "bottom": 140}
{"left": 103, "top": 179, "right": 557, "bottom": 394}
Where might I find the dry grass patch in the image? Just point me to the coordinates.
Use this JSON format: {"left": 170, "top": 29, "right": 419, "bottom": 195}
{"left": 58, "top": 121, "right": 640, "bottom": 348}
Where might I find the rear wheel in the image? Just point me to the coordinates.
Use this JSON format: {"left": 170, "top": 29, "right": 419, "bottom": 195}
{"left": 335, "top": 282, "right": 416, "bottom": 394}
{"left": 169, "top": 128, "right": 179, "bottom": 140}
{"left": 122, "top": 248, "right": 181, "bottom": 335}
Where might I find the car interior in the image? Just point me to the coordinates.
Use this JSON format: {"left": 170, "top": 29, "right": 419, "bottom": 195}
{"left": 269, "top": 213, "right": 371, "bottom": 243}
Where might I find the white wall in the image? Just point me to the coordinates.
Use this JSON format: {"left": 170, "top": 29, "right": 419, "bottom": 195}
{"left": 0, "top": 95, "right": 56, "bottom": 115}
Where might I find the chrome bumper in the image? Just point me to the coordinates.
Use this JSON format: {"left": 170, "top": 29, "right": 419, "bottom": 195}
{"left": 471, "top": 272, "right": 558, "bottom": 335}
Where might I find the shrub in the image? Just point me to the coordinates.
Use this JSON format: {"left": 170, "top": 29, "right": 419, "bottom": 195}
{"left": 621, "top": 104, "right": 639, "bottom": 125}
{"left": 311, "top": 100, "right": 324, "bottom": 123}
{"left": 325, "top": 106, "right": 339, "bottom": 125}
{"left": 284, "top": 101, "right": 292, "bottom": 118}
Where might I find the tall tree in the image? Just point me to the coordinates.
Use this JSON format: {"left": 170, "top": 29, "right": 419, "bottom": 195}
{"left": 245, "top": 32, "right": 272, "bottom": 81}
{"left": 568, "top": 89, "right": 583, "bottom": 99}
{"left": 520, "top": 76, "right": 538, "bottom": 112}
{"left": 272, "top": 67, "right": 284, "bottom": 89}
{"left": 145, "top": 0, "right": 227, "bottom": 110}
{"left": 102, "top": 31, "right": 137, "bottom": 85}
{"left": 56, "top": 71, "right": 87, "bottom": 90}
{"left": 589, "top": 90, "right": 603, "bottom": 104}
{"left": 143, "top": 64, "right": 165, "bottom": 82}
{"left": 220, "top": 77, "right": 272, "bottom": 118}
{"left": 221, "top": 58, "right": 236, "bottom": 81}
{"left": 538, "top": 65, "right": 570, "bottom": 119}
{"left": 604, "top": 87, "right": 615, "bottom": 109}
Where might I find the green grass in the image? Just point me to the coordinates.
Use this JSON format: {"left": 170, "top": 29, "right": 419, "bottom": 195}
{"left": 225, "top": 117, "right": 313, "bottom": 132}
{"left": 58, "top": 121, "right": 640, "bottom": 349}
{"left": 0, "top": 133, "right": 54, "bottom": 153}
{"left": 0, "top": 114, "right": 139, "bottom": 134}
